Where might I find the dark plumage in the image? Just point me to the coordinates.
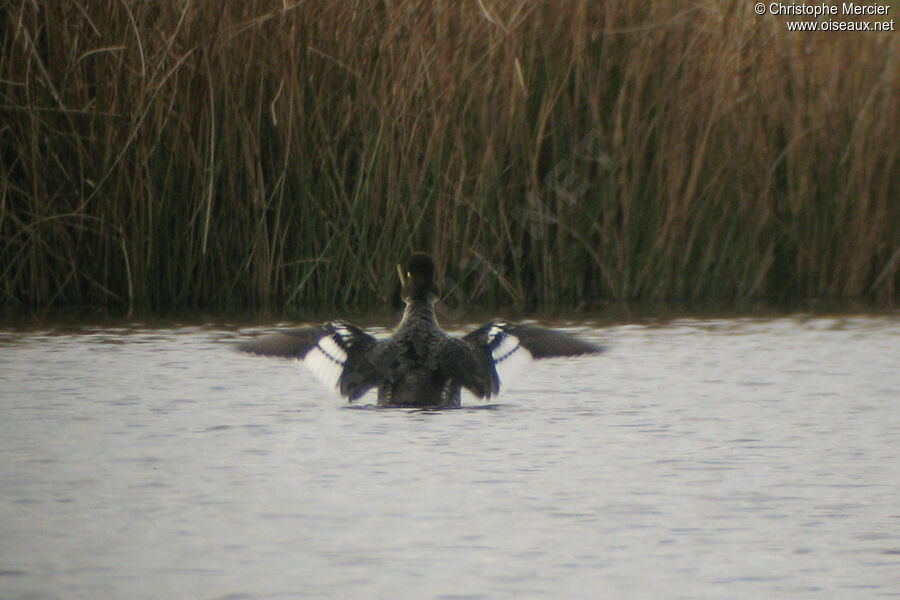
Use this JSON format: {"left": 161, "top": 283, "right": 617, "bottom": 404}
{"left": 238, "top": 253, "right": 602, "bottom": 407}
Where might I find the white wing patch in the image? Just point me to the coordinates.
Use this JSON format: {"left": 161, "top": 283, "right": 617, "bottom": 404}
{"left": 301, "top": 328, "right": 349, "bottom": 392}
{"left": 487, "top": 322, "right": 533, "bottom": 390}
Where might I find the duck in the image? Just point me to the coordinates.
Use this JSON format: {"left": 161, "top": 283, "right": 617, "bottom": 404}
{"left": 237, "top": 253, "right": 602, "bottom": 408}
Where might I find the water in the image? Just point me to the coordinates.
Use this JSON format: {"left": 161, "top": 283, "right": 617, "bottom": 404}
{"left": 1, "top": 315, "right": 899, "bottom": 599}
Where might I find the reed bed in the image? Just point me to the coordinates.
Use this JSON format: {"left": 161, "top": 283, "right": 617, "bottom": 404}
{"left": 2, "top": 1, "right": 898, "bottom": 314}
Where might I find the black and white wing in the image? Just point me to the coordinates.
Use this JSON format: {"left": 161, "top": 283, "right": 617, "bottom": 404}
{"left": 488, "top": 322, "right": 603, "bottom": 358}
{"left": 237, "top": 321, "right": 378, "bottom": 399}
{"left": 461, "top": 320, "right": 603, "bottom": 396}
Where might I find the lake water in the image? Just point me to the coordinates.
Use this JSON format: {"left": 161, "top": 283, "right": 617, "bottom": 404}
{"left": 1, "top": 314, "right": 899, "bottom": 599}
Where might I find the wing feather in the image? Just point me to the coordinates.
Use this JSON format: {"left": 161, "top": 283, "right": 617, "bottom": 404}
{"left": 237, "top": 322, "right": 378, "bottom": 399}
{"left": 461, "top": 320, "right": 602, "bottom": 396}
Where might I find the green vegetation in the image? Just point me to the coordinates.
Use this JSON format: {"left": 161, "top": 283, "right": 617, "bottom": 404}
{"left": 2, "top": 1, "right": 898, "bottom": 314}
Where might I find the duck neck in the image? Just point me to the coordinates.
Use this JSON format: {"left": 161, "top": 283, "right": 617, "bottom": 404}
{"left": 398, "top": 300, "right": 438, "bottom": 329}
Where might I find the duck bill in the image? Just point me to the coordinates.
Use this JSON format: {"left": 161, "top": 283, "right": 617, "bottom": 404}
{"left": 396, "top": 264, "right": 406, "bottom": 286}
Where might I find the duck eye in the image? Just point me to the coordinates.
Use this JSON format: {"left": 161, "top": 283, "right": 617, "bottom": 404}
{"left": 406, "top": 271, "right": 412, "bottom": 278}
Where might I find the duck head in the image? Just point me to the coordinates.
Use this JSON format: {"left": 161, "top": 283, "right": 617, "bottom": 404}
{"left": 397, "top": 253, "right": 439, "bottom": 304}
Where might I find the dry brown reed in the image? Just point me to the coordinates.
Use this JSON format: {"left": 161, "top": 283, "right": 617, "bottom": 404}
{"left": 1, "top": 1, "right": 898, "bottom": 314}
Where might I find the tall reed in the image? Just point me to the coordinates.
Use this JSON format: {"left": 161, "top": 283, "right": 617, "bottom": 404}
{"left": 1, "top": 1, "right": 897, "bottom": 314}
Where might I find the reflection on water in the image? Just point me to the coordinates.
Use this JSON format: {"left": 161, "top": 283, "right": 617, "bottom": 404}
{"left": 1, "top": 316, "right": 899, "bottom": 599}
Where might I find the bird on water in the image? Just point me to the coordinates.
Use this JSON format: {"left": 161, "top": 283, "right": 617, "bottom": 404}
{"left": 238, "top": 253, "right": 602, "bottom": 408}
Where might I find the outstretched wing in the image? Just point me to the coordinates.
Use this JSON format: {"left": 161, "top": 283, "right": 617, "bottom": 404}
{"left": 490, "top": 322, "right": 603, "bottom": 358}
{"left": 461, "top": 320, "right": 603, "bottom": 396}
{"left": 237, "top": 321, "right": 379, "bottom": 399}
